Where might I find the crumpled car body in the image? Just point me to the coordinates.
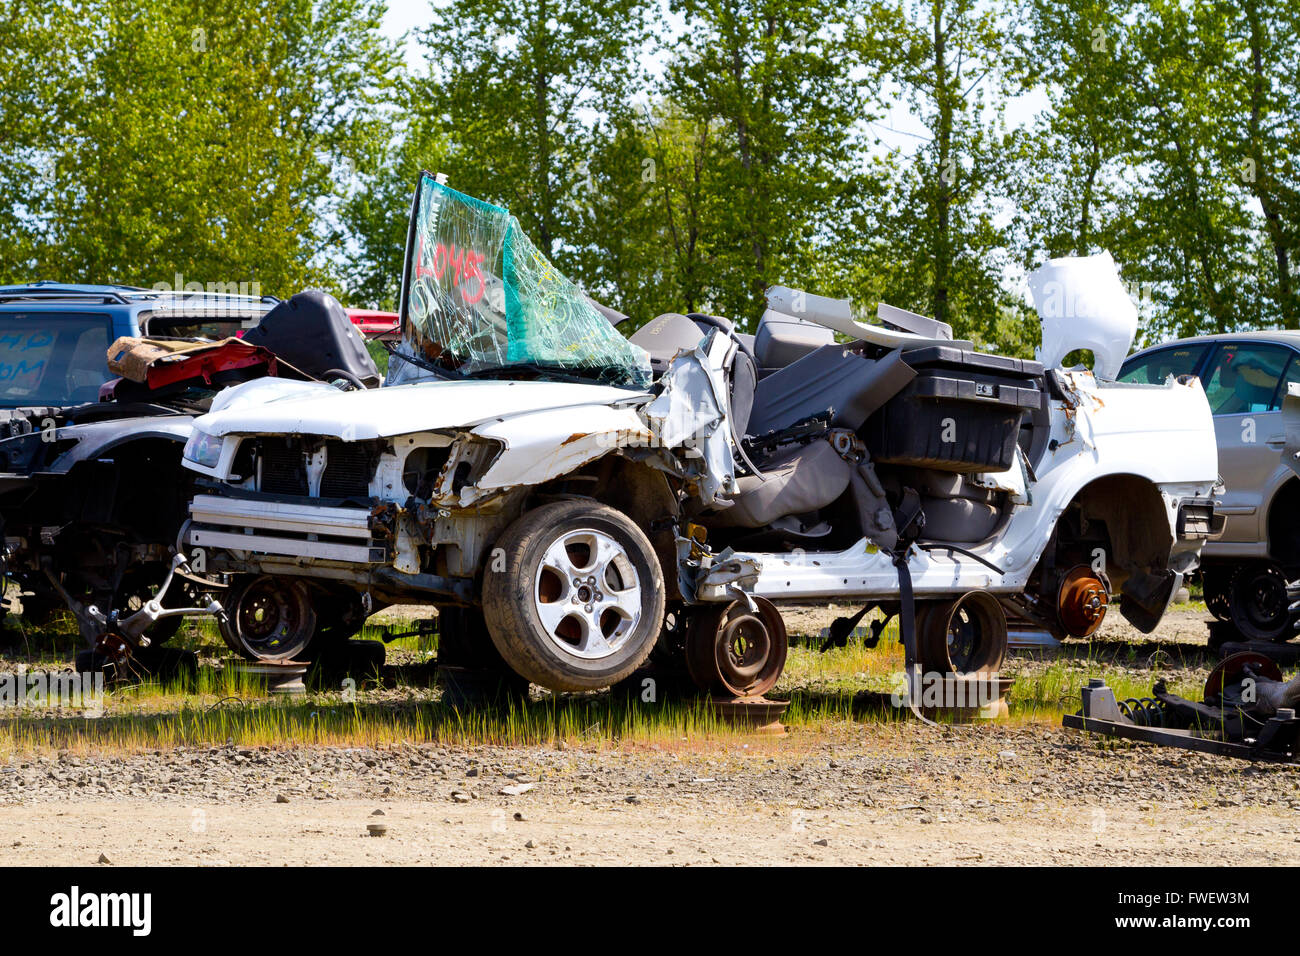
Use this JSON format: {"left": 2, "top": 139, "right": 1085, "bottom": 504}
{"left": 179, "top": 175, "right": 1220, "bottom": 694}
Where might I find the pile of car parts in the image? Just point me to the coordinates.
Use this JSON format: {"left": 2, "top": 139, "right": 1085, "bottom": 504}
{"left": 1064, "top": 651, "right": 1300, "bottom": 761}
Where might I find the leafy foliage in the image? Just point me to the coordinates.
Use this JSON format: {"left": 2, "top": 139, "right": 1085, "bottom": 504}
{"left": 0, "top": 0, "right": 1296, "bottom": 349}
{"left": 0, "top": 0, "right": 399, "bottom": 295}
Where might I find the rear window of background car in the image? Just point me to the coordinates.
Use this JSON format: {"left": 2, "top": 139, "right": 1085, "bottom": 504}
{"left": 0, "top": 314, "right": 111, "bottom": 405}
{"left": 1201, "top": 343, "right": 1293, "bottom": 414}
{"left": 1117, "top": 344, "right": 1208, "bottom": 384}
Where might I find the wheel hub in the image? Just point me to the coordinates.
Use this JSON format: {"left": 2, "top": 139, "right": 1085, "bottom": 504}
{"left": 1057, "top": 565, "right": 1110, "bottom": 638}
{"left": 1229, "top": 562, "right": 1294, "bottom": 642}
{"left": 685, "top": 597, "right": 788, "bottom": 698}
{"left": 228, "top": 576, "right": 316, "bottom": 662}
{"left": 917, "top": 590, "right": 1008, "bottom": 676}
{"left": 533, "top": 528, "right": 642, "bottom": 661}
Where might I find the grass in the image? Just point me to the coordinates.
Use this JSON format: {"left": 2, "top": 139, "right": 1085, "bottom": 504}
{"left": 0, "top": 695, "right": 751, "bottom": 758}
{"left": 0, "top": 601, "right": 1232, "bottom": 756}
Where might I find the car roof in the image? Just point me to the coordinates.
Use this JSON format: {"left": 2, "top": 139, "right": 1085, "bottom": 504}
{"left": 0, "top": 281, "right": 148, "bottom": 295}
{"left": 1128, "top": 330, "right": 1300, "bottom": 361}
{"left": 0, "top": 282, "right": 278, "bottom": 317}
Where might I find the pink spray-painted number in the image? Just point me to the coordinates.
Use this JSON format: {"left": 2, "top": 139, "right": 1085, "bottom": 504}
{"left": 416, "top": 235, "right": 486, "bottom": 304}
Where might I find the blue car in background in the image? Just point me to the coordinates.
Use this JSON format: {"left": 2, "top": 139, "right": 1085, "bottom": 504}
{"left": 0, "top": 282, "right": 275, "bottom": 644}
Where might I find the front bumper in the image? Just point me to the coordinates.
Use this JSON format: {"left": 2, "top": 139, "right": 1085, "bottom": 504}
{"left": 188, "top": 493, "right": 389, "bottom": 565}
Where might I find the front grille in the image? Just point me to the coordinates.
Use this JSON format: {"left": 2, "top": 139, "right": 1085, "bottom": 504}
{"left": 259, "top": 439, "right": 307, "bottom": 495}
{"left": 320, "top": 439, "right": 373, "bottom": 500}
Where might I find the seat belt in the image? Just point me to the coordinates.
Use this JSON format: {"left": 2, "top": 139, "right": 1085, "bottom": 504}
{"left": 890, "top": 492, "right": 935, "bottom": 726}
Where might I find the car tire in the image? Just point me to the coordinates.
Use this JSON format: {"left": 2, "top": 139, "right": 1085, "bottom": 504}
{"left": 483, "top": 499, "right": 665, "bottom": 692}
{"left": 1201, "top": 568, "right": 1232, "bottom": 622}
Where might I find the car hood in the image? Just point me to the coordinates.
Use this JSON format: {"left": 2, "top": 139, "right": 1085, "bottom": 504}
{"left": 195, "top": 377, "right": 651, "bottom": 439}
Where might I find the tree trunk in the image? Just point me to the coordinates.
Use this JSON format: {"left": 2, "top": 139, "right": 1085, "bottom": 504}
{"left": 932, "top": 0, "right": 952, "bottom": 327}
{"left": 1244, "top": 0, "right": 1295, "bottom": 327}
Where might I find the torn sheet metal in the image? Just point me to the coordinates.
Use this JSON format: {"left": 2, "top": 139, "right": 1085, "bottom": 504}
{"left": 469, "top": 403, "right": 653, "bottom": 494}
{"left": 764, "top": 287, "right": 968, "bottom": 350}
{"left": 643, "top": 331, "right": 737, "bottom": 505}
{"left": 195, "top": 377, "right": 646, "bottom": 441}
{"left": 970, "top": 448, "right": 1030, "bottom": 505}
{"left": 1029, "top": 251, "right": 1137, "bottom": 380}
{"left": 692, "top": 547, "right": 762, "bottom": 605}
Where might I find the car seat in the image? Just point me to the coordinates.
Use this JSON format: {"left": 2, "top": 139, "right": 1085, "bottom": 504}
{"left": 1216, "top": 355, "right": 1277, "bottom": 413}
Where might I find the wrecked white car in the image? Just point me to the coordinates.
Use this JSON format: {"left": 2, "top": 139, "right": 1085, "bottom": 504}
{"left": 179, "top": 174, "right": 1218, "bottom": 698}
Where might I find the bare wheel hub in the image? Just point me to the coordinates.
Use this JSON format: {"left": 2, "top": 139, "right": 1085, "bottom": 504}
{"left": 917, "top": 590, "right": 1007, "bottom": 676}
{"left": 686, "top": 597, "right": 788, "bottom": 699}
{"left": 533, "top": 528, "right": 642, "bottom": 661}
{"left": 227, "top": 576, "right": 316, "bottom": 662}
{"left": 1056, "top": 565, "right": 1110, "bottom": 638}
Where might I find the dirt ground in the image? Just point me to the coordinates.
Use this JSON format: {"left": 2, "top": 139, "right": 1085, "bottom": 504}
{"left": 6, "top": 601, "right": 1299, "bottom": 867}
{"left": 3, "top": 723, "right": 1299, "bottom": 866}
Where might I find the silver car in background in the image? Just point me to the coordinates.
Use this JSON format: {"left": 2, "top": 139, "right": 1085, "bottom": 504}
{"left": 1120, "top": 332, "right": 1300, "bottom": 641}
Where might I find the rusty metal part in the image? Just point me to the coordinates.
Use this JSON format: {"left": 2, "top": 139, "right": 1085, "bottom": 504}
{"left": 685, "top": 596, "right": 788, "bottom": 698}
{"left": 916, "top": 591, "right": 1008, "bottom": 675}
{"left": 93, "top": 633, "right": 132, "bottom": 662}
{"left": 227, "top": 660, "right": 308, "bottom": 695}
{"left": 1056, "top": 564, "right": 1109, "bottom": 637}
{"left": 1204, "top": 650, "right": 1283, "bottom": 705}
{"left": 368, "top": 502, "right": 398, "bottom": 539}
{"left": 709, "top": 696, "right": 789, "bottom": 733}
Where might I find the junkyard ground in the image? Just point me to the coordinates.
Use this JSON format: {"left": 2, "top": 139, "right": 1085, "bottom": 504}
{"left": 3, "top": 601, "right": 1300, "bottom": 865}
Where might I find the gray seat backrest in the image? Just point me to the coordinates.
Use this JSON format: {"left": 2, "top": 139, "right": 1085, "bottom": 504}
{"left": 628, "top": 312, "right": 707, "bottom": 367}
{"left": 754, "top": 309, "right": 836, "bottom": 370}
{"left": 747, "top": 345, "right": 915, "bottom": 437}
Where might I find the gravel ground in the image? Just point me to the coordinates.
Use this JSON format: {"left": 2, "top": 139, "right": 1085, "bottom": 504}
{"left": 3, "top": 722, "right": 1300, "bottom": 865}
{"left": 5, "top": 600, "right": 1298, "bottom": 865}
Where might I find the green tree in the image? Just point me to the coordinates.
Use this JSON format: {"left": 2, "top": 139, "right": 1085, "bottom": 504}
{"left": 414, "top": 0, "right": 648, "bottom": 270}
{"left": 664, "top": 0, "right": 872, "bottom": 326}
{"left": 1112, "top": 1, "right": 1258, "bottom": 336}
{"left": 1018, "top": 0, "right": 1297, "bottom": 340}
{"left": 1233, "top": 0, "right": 1299, "bottom": 328}
{"left": 846, "top": 0, "right": 1029, "bottom": 349}
{"left": 0, "top": 2, "right": 88, "bottom": 276}
{"left": 341, "top": 109, "right": 447, "bottom": 310}
{"left": 565, "top": 101, "right": 717, "bottom": 323}
{"left": 2, "top": 0, "right": 399, "bottom": 296}
{"left": 1012, "top": 0, "right": 1132, "bottom": 262}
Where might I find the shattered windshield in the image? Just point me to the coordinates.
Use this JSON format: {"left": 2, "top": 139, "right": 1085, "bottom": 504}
{"left": 396, "top": 173, "right": 651, "bottom": 389}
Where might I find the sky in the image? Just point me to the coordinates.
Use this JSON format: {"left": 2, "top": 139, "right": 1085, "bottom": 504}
{"left": 381, "top": 0, "right": 436, "bottom": 67}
